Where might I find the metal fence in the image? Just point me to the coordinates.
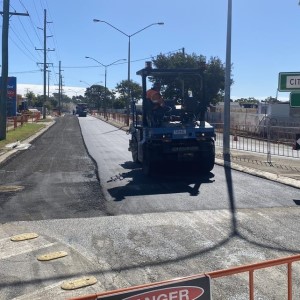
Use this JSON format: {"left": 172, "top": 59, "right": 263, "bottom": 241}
{"left": 93, "top": 111, "right": 300, "bottom": 159}
{"left": 69, "top": 253, "right": 300, "bottom": 300}
{"left": 213, "top": 123, "right": 300, "bottom": 158}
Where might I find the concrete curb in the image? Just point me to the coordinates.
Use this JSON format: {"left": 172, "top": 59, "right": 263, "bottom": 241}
{"left": 215, "top": 158, "right": 300, "bottom": 189}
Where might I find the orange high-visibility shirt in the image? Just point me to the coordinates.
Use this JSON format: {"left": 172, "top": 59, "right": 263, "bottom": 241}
{"left": 146, "top": 89, "right": 163, "bottom": 106}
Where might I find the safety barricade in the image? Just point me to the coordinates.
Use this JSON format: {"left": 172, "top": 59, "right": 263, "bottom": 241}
{"left": 68, "top": 253, "right": 300, "bottom": 300}
{"left": 6, "top": 112, "right": 41, "bottom": 132}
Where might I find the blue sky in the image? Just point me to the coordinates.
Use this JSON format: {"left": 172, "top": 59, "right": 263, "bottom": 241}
{"left": 2, "top": 0, "right": 300, "bottom": 100}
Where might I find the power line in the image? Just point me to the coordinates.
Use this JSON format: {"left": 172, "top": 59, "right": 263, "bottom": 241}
{"left": 9, "top": 24, "right": 41, "bottom": 62}
{"left": 18, "top": 0, "right": 26, "bottom": 11}
{"left": 34, "top": 0, "right": 59, "bottom": 87}
{"left": 42, "top": 0, "right": 60, "bottom": 61}
{"left": 10, "top": 69, "right": 41, "bottom": 74}
{"left": 0, "top": 0, "right": 29, "bottom": 140}
{"left": 9, "top": 34, "right": 37, "bottom": 63}
{"left": 35, "top": 9, "right": 55, "bottom": 119}
{"left": 16, "top": 0, "right": 59, "bottom": 89}
{"left": 60, "top": 48, "right": 184, "bottom": 69}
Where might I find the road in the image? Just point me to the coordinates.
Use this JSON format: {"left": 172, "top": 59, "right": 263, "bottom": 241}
{"left": 0, "top": 114, "right": 299, "bottom": 300}
{"left": 79, "top": 116, "right": 299, "bottom": 212}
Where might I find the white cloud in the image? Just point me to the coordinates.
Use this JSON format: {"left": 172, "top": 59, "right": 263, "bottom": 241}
{"left": 17, "top": 84, "right": 86, "bottom": 98}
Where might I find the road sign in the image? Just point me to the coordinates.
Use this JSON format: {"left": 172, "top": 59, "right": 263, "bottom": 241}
{"left": 96, "top": 275, "right": 211, "bottom": 300}
{"left": 290, "top": 92, "right": 300, "bottom": 107}
{"left": 278, "top": 72, "right": 300, "bottom": 91}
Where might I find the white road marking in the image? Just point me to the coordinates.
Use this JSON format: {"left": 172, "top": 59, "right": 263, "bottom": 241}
{"left": 0, "top": 236, "right": 56, "bottom": 260}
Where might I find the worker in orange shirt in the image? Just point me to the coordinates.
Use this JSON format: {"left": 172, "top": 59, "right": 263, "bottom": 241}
{"left": 146, "top": 82, "right": 164, "bottom": 109}
{"left": 146, "top": 82, "right": 166, "bottom": 126}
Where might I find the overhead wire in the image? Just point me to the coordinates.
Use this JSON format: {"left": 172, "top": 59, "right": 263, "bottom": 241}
{"left": 61, "top": 48, "right": 184, "bottom": 69}
{"left": 6, "top": 1, "right": 43, "bottom": 71}
{"left": 20, "top": 0, "right": 60, "bottom": 89}
{"left": 5, "top": 2, "right": 183, "bottom": 93}
{"left": 9, "top": 28, "right": 39, "bottom": 63}
{"left": 0, "top": 0, "right": 47, "bottom": 88}
{"left": 43, "top": 0, "right": 60, "bottom": 62}
{"left": 10, "top": 70, "right": 41, "bottom": 74}
{"left": 10, "top": 18, "right": 43, "bottom": 63}
{"left": 39, "top": 0, "right": 59, "bottom": 87}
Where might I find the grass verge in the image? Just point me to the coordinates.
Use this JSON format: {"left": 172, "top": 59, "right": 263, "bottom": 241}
{"left": 0, "top": 123, "right": 47, "bottom": 149}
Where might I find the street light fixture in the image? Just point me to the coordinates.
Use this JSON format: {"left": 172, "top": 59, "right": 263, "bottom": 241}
{"left": 85, "top": 57, "right": 126, "bottom": 116}
{"left": 79, "top": 80, "right": 103, "bottom": 86}
{"left": 93, "top": 19, "right": 164, "bottom": 125}
{"left": 68, "top": 88, "right": 85, "bottom": 98}
{"left": 79, "top": 80, "right": 91, "bottom": 86}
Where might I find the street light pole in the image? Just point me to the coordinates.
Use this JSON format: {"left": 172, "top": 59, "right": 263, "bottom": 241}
{"left": 223, "top": 0, "right": 232, "bottom": 156}
{"left": 93, "top": 19, "right": 164, "bottom": 125}
{"left": 128, "top": 36, "right": 131, "bottom": 84}
{"left": 85, "top": 57, "right": 126, "bottom": 117}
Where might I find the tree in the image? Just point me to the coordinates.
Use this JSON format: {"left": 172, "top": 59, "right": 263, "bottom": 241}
{"left": 35, "top": 95, "right": 44, "bottom": 108}
{"left": 84, "top": 84, "right": 115, "bottom": 111}
{"left": 264, "top": 96, "right": 279, "bottom": 103}
{"left": 114, "top": 80, "right": 142, "bottom": 109}
{"left": 234, "top": 97, "right": 259, "bottom": 104}
{"left": 50, "top": 97, "right": 58, "bottom": 108}
{"left": 25, "top": 91, "right": 36, "bottom": 107}
{"left": 152, "top": 52, "right": 227, "bottom": 106}
{"left": 85, "top": 84, "right": 105, "bottom": 111}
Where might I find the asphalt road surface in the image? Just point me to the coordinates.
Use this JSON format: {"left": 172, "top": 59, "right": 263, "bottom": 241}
{"left": 0, "top": 114, "right": 300, "bottom": 300}
{"left": 0, "top": 115, "right": 107, "bottom": 222}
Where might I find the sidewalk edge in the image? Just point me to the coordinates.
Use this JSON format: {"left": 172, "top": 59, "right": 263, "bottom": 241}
{"left": 215, "top": 158, "right": 300, "bottom": 189}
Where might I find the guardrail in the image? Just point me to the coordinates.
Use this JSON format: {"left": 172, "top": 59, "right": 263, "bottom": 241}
{"left": 91, "top": 111, "right": 130, "bottom": 126}
{"left": 208, "top": 253, "right": 300, "bottom": 300}
{"left": 68, "top": 254, "right": 300, "bottom": 300}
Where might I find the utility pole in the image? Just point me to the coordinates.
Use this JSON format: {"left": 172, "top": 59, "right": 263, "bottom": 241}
{"left": 57, "top": 61, "right": 64, "bottom": 115}
{"left": 55, "top": 61, "right": 63, "bottom": 115}
{"left": 47, "top": 70, "right": 51, "bottom": 98}
{"left": 36, "top": 9, "right": 54, "bottom": 119}
{"left": 0, "top": 0, "right": 29, "bottom": 140}
{"left": 43, "top": 9, "right": 47, "bottom": 119}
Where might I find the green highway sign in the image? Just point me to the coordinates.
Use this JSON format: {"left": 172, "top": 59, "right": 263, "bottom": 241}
{"left": 290, "top": 92, "right": 300, "bottom": 107}
{"left": 278, "top": 72, "right": 300, "bottom": 91}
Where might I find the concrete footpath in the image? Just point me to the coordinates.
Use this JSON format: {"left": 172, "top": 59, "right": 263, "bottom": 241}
{"left": 1, "top": 115, "right": 300, "bottom": 189}
{"left": 215, "top": 148, "right": 300, "bottom": 189}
